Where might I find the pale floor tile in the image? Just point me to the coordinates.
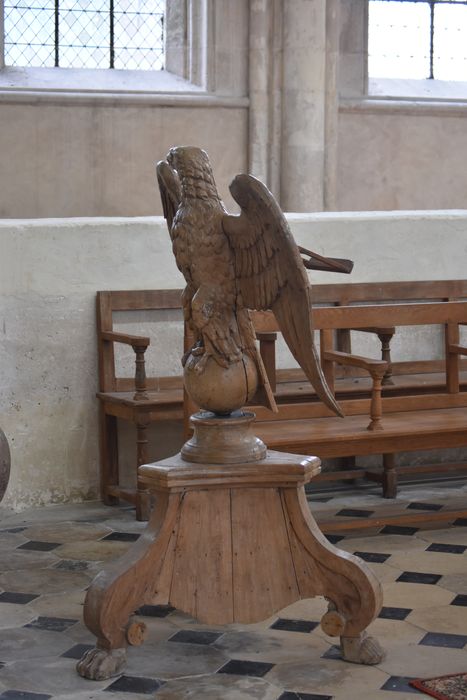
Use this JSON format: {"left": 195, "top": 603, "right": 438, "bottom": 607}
{"left": 155, "top": 674, "right": 282, "bottom": 699}
{"left": 387, "top": 550, "right": 467, "bottom": 575}
{"left": 438, "top": 572, "right": 467, "bottom": 593}
{"left": 0, "top": 656, "right": 110, "bottom": 695}
{"left": 22, "top": 522, "right": 112, "bottom": 543}
{"left": 407, "top": 604, "right": 467, "bottom": 634}
{"left": 379, "top": 643, "right": 467, "bottom": 678}
{"left": 381, "top": 581, "right": 455, "bottom": 609}
{"left": 265, "top": 658, "right": 389, "bottom": 696}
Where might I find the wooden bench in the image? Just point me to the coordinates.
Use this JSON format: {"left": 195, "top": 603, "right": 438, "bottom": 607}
{"left": 252, "top": 293, "right": 467, "bottom": 503}
{"left": 96, "top": 281, "right": 467, "bottom": 520}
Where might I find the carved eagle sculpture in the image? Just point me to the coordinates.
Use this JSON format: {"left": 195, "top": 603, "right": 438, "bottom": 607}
{"left": 157, "top": 146, "right": 346, "bottom": 418}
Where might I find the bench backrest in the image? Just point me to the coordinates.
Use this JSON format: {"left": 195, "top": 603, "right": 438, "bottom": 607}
{"left": 96, "top": 289, "right": 183, "bottom": 393}
{"left": 97, "top": 281, "right": 467, "bottom": 393}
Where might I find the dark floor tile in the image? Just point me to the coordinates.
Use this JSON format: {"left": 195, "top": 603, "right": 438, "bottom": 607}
{"left": 426, "top": 542, "right": 467, "bottom": 554}
{"left": 451, "top": 594, "right": 467, "bottom": 606}
{"left": 0, "top": 527, "right": 27, "bottom": 534}
{"left": 325, "top": 534, "right": 344, "bottom": 545}
{"left": 335, "top": 508, "right": 374, "bottom": 518}
{"left": 453, "top": 518, "right": 467, "bottom": 527}
{"left": 397, "top": 571, "right": 442, "bottom": 585}
{"left": 378, "top": 606, "right": 412, "bottom": 621}
{"left": 380, "top": 525, "right": 419, "bottom": 536}
{"left": 321, "top": 645, "right": 341, "bottom": 660}
{"left": 24, "top": 616, "right": 78, "bottom": 632}
{"left": 278, "top": 693, "right": 333, "bottom": 700}
{"left": 61, "top": 643, "right": 95, "bottom": 659}
{"left": 217, "top": 659, "right": 275, "bottom": 677}
{"left": 17, "top": 541, "right": 61, "bottom": 552}
{"left": 101, "top": 532, "right": 140, "bottom": 542}
{"left": 270, "top": 618, "right": 319, "bottom": 633}
{"left": 419, "top": 631, "right": 467, "bottom": 649}
{"left": 169, "top": 629, "right": 223, "bottom": 645}
{"left": 307, "top": 496, "right": 333, "bottom": 503}
{"left": 380, "top": 676, "right": 419, "bottom": 693}
{"left": 0, "top": 693, "right": 52, "bottom": 700}
{"left": 406, "top": 502, "right": 443, "bottom": 511}
{"left": 54, "top": 559, "right": 89, "bottom": 571}
{"left": 354, "top": 551, "right": 390, "bottom": 564}
{"left": 0, "top": 591, "right": 39, "bottom": 604}
{"left": 105, "top": 675, "right": 164, "bottom": 694}
{"left": 136, "top": 604, "right": 175, "bottom": 617}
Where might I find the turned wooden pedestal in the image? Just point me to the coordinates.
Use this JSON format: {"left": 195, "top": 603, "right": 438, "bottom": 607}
{"left": 77, "top": 413, "right": 384, "bottom": 680}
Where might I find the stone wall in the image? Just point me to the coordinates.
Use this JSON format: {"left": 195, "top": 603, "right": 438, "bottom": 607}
{"left": 1, "top": 211, "right": 467, "bottom": 511}
{"left": 2, "top": 1, "right": 467, "bottom": 218}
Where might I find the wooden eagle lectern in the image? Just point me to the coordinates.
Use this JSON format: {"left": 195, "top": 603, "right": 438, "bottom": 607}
{"left": 77, "top": 147, "right": 384, "bottom": 680}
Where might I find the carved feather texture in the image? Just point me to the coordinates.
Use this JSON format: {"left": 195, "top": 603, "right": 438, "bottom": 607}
{"left": 157, "top": 147, "right": 340, "bottom": 416}
{"left": 224, "top": 174, "right": 343, "bottom": 417}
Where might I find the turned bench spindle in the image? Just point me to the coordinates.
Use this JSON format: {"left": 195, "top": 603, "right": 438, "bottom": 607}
{"left": 132, "top": 344, "right": 149, "bottom": 401}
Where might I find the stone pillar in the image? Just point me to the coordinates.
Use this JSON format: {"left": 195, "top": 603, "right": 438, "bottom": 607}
{"left": 323, "top": 0, "right": 341, "bottom": 210}
{"left": 248, "top": 0, "right": 282, "bottom": 199}
{"left": 281, "top": 0, "right": 327, "bottom": 212}
{"left": 338, "top": 0, "right": 368, "bottom": 98}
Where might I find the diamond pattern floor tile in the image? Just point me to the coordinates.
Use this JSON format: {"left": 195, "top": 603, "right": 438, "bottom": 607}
{"left": 168, "top": 629, "right": 223, "bottom": 645}
{"left": 0, "top": 592, "right": 38, "bottom": 605}
{"left": 217, "top": 659, "right": 275, "bottom": 677}
{"left": 378, "top": 606, "right": 412, "bottom": 620}
{"left": 17, "top": 541, "right": 61, "bottom": 552}
{"left": 451, "top": 594, "right": 467, "bottom": 606}
{"left": 1, "top": 486, "right": 467, "bottom": 698}
{"left": 270, "top": 618, "right": 319, "bottom": 633}
{"left": 419, "top": 631, "right": 467, "bottom": 649}
{"left": 104, "top": 675, "right": 164, "bottom": 693}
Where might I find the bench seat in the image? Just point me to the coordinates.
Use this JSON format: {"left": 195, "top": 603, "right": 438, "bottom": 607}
{"left": 257, "top": 406, "right": 467, "bottom": 459}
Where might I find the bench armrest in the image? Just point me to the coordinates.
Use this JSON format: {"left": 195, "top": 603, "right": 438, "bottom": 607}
{"left": 323, "top": 349, "right": 387, "bottom": 375}
{"left": 323, "top": 350, "right": 387, "bottom": 431}
{"left": 100, "top": 331, "right": 149, "bottom": 400}
{"left": 350, "top": 326, "right": 395, "bottom": 385}
{"left": 448, "top": 343, "right": 467, "bottom": 356}
{"left": 101, "top": 330, "right": 150, "bottom": 348}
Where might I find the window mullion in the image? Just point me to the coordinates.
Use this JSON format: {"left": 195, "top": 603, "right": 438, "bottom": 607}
{"left": 54, "top": 0, "right": 59, "bottom": 67}
{"left": 110, "top": 0, "right": 115, "bottom": 69}
{"left": 429, "top": 0, "right": 435, "bottom": 79}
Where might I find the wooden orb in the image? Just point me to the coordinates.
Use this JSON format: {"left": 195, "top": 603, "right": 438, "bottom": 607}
{"left": 184, "top": 352, "right": 258, "bottom": 414}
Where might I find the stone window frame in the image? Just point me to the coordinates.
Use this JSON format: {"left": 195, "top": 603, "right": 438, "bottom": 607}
{"left": 0, "top": 0, "right": 248, "bottom": 102}
{"left": 339, "top": 0, "right": 467, "bottom": 101}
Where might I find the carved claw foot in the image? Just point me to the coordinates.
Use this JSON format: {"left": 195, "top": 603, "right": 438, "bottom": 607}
{"left": 76, "top": 647, "right": 127, "bottom": 680}
{"left": 340, "top": 632, "right": 385, "bottom": 665}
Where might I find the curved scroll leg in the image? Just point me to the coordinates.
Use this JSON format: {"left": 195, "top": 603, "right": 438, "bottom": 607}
{"left": 76, "top": 492, "right": 182, "bottom": 680}
{"left": 282, "top": 489, "right": 384, "bottom": 665}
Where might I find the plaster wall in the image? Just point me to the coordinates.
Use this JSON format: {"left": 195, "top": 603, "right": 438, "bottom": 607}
{"left": 1, "top": 211, "right": 467, "bottom": 512}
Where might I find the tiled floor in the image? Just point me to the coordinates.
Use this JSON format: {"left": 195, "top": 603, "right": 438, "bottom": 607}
{"left": 0, "top": 480, "right": 467, "bottom": 699}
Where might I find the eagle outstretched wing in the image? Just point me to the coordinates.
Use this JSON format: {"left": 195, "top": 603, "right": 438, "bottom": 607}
{"left": 223, "top": 174, "right": 343, "bottom": 418}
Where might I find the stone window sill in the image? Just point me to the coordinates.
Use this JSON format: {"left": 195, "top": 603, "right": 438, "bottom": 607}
{"left": 0, "top": 67, "right": 249, "bottom": 107}
{"left": 369, "top": 77, "right": 467, "bottom": 101}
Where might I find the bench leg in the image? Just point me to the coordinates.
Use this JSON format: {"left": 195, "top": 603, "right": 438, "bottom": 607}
{"left": 382, "top": 453, "right": 397, "bottom": 498}
{"left": 136, "top": 419, "right": 151, "bottom": 521}
{"left": 100, "top": 407, "right": 119, "bottom": 506}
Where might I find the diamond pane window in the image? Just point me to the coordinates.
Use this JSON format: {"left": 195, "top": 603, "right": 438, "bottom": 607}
{"left": 369, "top": 0, "right": 467, "bottom": 81}
{"left": 4, "top": 0, "right": 165, "bottom": 70}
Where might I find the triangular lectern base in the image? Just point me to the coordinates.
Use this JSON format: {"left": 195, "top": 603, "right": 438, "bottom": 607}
{"left": 77, "top": 413, "right": 384, "bottom": 680}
